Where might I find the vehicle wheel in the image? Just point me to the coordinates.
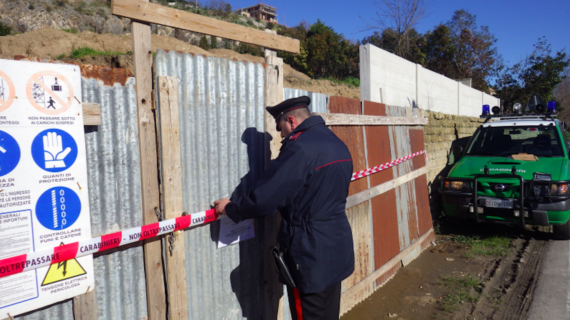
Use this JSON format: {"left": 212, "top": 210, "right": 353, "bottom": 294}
{"left": 553, "top": 219, "right": 570, "bottom": 240}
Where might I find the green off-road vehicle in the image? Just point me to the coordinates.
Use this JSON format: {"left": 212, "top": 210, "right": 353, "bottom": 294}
{"left": 440, "top": 94, "right": 570, "bottom": 239}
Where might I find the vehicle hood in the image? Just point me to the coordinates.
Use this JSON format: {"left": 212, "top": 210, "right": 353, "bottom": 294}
{"left": 448, "top": 156, "right": 569, "bottom": 181}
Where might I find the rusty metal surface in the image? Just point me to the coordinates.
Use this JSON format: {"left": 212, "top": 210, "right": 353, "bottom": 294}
{"left": 409, "top": 129, "right": 432, "bottom": 235}
{"left": 375, "top": 262, "right": 401, "bottom": 287}
{"left": 370, "top": 191, "right": 400, "bottom": 269}
{"left": 409, "top": 129, "right": 426, "bottom": 169}
{"left": 363, "top": 101, "right": 393, "bottom": 187}
{"left": 328, "top": 96, "right": 368, "bottom": 196}
{"left": 385, "top": 105, "right": 417, "bottom": 249}
{"left": 13, "top": 56, "right": 133, "bottom": 86}
{"left": 342, "top": 202, "right": 373, "bottom": 292}
{"left": 414, "top": 174, "right": 432, "bottom": 235}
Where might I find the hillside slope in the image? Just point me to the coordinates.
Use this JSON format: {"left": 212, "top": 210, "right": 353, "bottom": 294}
{"left": 0, "top": 28, "right": 360, "bottom": 98}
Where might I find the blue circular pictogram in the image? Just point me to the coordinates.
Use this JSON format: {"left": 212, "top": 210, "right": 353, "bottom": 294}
{"left": 36, "top": 186, "right": 81, "bottom": 230}
{"left": 31, "top": 129, "right": 78, "bottom": 172}
{"left": 0, "top": 130, "right": 21, "bottom": 177}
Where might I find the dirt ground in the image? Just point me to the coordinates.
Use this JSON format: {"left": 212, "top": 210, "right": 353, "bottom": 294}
{"left": 0, "top": 28, "right": 360, "bottom": 99}
{"left": 341, "top": 222, "right": 550, "bottom": 320}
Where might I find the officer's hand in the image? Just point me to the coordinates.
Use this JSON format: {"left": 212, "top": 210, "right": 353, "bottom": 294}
{"left": 214, "top": 198, "right": 230, "bottom": 215}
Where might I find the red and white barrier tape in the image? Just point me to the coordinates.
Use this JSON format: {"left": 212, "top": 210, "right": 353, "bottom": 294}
{"left": 0, "top": 209, "right": 218, "bottom": 279}
{"left": 351, "top": 150, "right": 427, "bottom": 181}
{"left": 0, "top": 150, "right": 427, "bottom": 279}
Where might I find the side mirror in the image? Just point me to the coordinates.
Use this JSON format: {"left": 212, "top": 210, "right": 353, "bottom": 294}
{"left": 453, "top": 145, "right": 464, "bottom": 155}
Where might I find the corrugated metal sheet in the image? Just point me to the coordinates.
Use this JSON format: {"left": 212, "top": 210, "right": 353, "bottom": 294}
{"left": 283, "top": 88, "right": 329, "bottom": 113}
{"left": 385, "top": 105, "right": 416, "bottom": 249}
{"left": 18, "top": 75, "right": 148, "bottom": 320}
{"left": 328, "top": 97, "right": 368, "bottom": 196}
{"left": 341, "top": 202, "right": 373, "bottom": 307}
{"left": 154, "top": 49, "right": 267, "bottom": 320}
{"left": 409, "top": 129, "right": 431, "bottom": 235}
{"left": 82, "top": 77, "right": 148, "bottom": 320}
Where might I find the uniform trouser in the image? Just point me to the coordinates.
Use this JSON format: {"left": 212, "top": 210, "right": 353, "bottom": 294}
{"left": 286, "top": 282, "right": 342, "bottom": 320}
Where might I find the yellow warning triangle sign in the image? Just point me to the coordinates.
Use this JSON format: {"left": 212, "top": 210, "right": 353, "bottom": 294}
{"left": 42, "top": 243, "right": 86, "bottom": 286}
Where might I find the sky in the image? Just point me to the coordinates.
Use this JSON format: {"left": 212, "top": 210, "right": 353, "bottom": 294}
{"left": 228, "top": 0, "right": 570, "bottom": 67}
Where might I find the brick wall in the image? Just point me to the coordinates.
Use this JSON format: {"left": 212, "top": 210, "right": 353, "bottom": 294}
{"left": 423, "top": 111, "right": 485, "bottom": 217}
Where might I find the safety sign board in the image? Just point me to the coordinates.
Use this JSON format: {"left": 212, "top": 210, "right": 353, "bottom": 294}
{"left": 0, "top": 59, "right": 93, "bottom": 318}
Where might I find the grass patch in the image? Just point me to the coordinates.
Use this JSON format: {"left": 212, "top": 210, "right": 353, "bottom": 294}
{"left": 319, "top": 76, "right": 360, "bottom": 88}
{"left": 62, "top": 28, "right": 78, "bottom": 34}
{"left": 55, "top": 54, "right": 65, "bottom": 60}
{"left": 453, "top": 235, "right": 511, "bottom": 257}
{"left": 70, "top": 47, "right": 126, "bottom": 59}
{"left": 565, "top": 131, "right": 570, "bottom": 140}
{"left": 440, "top": 276, "right": 482, "bottom": 313}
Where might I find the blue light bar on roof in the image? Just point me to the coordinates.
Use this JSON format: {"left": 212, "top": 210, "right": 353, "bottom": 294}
{"left": 547, "top": 101, "right": 557, "bottom": 113}
{"left": 482, "top": 105, "right": 490, "bottom": 116}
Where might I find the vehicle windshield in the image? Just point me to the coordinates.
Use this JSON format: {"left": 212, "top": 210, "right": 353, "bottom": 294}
{"left": 466, "top": 125, "right": 564, "bottom": 157}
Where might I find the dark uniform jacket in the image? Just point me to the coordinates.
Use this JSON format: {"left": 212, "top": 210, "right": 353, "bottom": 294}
{"left": 226, "top": 115, "right": 355, "bottom": 293}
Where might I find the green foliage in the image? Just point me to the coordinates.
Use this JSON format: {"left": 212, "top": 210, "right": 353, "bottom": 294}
{"left": 0, "top": 22, "right": 11, "bottom": 36}
{"left": 224, "top": 39, "right": 232, "bottom": 49}
{"left": 70, "top": 47, "right": 126, "bottom": 59}
{"left": 46, "top": 5, "right": 53, "bottom": 12}
{"left": 266, "top": 22, "right": 275, "bottom": 30}
{"left": 75, "top": 1, "right": 93, "bottom": 15}
{"left": 440, "top": 276, "right": 482, "bottom": 313}
{"left": 55, "top": 54, "right": 66, "bottom": 60}
{"left": 320, "top": 76, "right": 360, "bottom": 88}
{"left": 495, "top": 38, "right": 570, "bottom": 111}
{"left": 28, "top": 4, "right": 34, "bottom": 10}
{"left": 277, "top": 20, "right": 359, "bottom": 80}
{"left": 453, "top": 235, "right": 511, "bottom": 257}
{"left": 62, "top": 28, "right": 78, "bottom": 34}
{"left": 236, "top": 43, "right": 263, "bottom": 57}
{"left": 199, "top": 35, "right": 210, "bottom": 50}
{"left": 210, "top": 36, "right": 218, "bottom": 49}
{"left": 55, "top": 0, "right": 66, "bottom": 7}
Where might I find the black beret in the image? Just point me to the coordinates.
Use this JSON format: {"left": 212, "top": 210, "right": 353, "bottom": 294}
{"left": 266, "top": 96, "right": 311, "bottom": 131}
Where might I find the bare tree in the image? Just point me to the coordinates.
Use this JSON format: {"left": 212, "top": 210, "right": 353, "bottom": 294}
{"left": 555, "top": 66, "right": 570, "bottom": 122}
{"left": 364, "top": 0, "right": 429, "bottom": 58}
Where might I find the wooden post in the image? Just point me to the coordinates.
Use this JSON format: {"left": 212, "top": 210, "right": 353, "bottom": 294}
{"left": 72, "top": 290, "right": 97, "bottom": 320}
{"left": 157, "top": 76, "right": 188, "bottom": 320}
{"left": 263, "top": 53, "right": 285, "bottom": 320}
{"left": 265, "top": 55, "right": 284, "bottom": 160}
{"left": 132, "top": 17, "right": 167, "bottom": 320}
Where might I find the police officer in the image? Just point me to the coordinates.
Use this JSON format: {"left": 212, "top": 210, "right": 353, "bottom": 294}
{"left": 214, "top": 96, "right": 354, "bottom": 320}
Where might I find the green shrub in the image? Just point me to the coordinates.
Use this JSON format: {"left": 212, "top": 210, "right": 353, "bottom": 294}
{"left": 62, "top": 28, "right": 78, "bottom": 34}
{"left": 0, "top": 23, "right": 11, "bottom": 36}
{"left": 28, "top": 4, "right": 34, "bottom": 10}
{"left": 236, "top": 43, "right": 263, "bottom": 57}
{"left": 55, "top": 54, "right": 65, "bottom": 60}
{"left": 70, "top": 47, "right": 125, "bottom": 59}
{"left": 266, "top": 22, "right": 275, "bottom": 30}
{"left": 199, "top": 35, "right": 210, "bottom": 50}
{"left": 210, "top": 36, "right": 218, "bottom": 49}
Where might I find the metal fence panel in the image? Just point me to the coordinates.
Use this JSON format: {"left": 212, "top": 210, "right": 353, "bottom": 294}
{"left": 18, "top": 74, "right": 148, "bottom": 320}
{"left": 155, "top": 49, "right": 266, "bottom": 320}
{"left": 283, "top": 88, "right": 329, "bottom": 113}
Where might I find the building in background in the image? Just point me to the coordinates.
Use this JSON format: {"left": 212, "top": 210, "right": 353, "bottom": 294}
{"left": 236, "top": 3, "right": 278, "bottom": 23}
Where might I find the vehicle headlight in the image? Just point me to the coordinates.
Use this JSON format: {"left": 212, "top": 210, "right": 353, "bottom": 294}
{"left": 551, "top": 183, "right": 570, "bottom": 195}
{"left": 444, "top": 180, "right": 471, "bottom": 192}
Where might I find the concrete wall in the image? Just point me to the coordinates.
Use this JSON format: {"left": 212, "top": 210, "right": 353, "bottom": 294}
{"left": 360, "top": 44, "right": 500, "bottom": 118}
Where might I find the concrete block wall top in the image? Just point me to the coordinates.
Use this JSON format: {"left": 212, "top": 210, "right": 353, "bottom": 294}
{"left": 360, "top": 43, "right": 500, "bottom": 117}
